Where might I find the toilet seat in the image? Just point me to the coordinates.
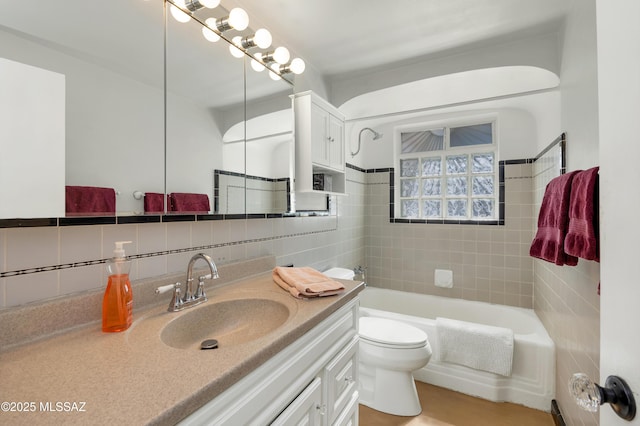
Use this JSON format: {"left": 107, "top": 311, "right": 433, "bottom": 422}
{"left": 359, "top": 317, "right": 428, "bottom": 349}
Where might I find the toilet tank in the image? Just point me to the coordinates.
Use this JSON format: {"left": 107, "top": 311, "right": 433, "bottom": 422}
{"left": 323, "top": 267, "right": 355, "bottom": 280}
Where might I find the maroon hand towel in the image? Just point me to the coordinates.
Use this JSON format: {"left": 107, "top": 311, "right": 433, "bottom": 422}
{"left": 529, "top": 171, "right": 580, "bottom": 266}
{"left": 169, "top": 193, "right": 210, "bottom": 213}
{"left": 65, "top": 186, "right": 116, "bottom": 215}
{"left": 144, "top": 192, "right": 167, "bottom": 214}
{"left": 564, "top": 167, "right": 599, "bottom": 261}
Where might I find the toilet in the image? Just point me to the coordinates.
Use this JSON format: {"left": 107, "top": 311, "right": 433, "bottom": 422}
{"left": 323, "top": 268, "right": 432, "bottom": 416}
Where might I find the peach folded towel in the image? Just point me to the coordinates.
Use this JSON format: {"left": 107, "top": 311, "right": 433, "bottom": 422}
{"left": 273, "top": 267, "right": 345, "bottom": 299}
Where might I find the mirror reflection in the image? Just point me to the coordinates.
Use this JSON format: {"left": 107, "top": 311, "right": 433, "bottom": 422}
{"left": 0, "top": 0, "right": 165, "bottom": 219}
{"left": 165, "top": 3, "right": 294, "bottom": 215}
{"left": 0, "top": 0, "right": 294, "bottom": 220}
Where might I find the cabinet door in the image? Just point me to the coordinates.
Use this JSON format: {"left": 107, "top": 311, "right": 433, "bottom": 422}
{"left": 328, "top": 114, "right": 344, "bottom": 171}
{"left": 311, "top": 103, "right": 330, "bottom": 167}
{"left": 332, "top": 391, "right": 359, "bottom": 426}
{"left": 271, "top": 377, "right": 323, "bottom": 426}
{"left": 324, "top": 337, "right": 358, "bottom": 424}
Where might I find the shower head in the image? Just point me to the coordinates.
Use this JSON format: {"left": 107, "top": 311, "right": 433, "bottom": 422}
{"left": 371, "top": 129, "right": 383, "bottom": 140}
{"left": 351, "top": 127, "right": 383, "bottom": 157}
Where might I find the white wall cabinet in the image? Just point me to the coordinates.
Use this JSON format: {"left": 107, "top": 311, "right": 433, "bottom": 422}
{"left": 293, "top": 91, "right": 347, "bottom": 195}
{"left": 0, "top": 58, "right": 65, "bottom": 219}
{"left": 180, "top": 298, "right": 359, "bottom": 426}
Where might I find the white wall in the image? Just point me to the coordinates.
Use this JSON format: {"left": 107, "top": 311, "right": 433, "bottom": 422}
{"left": 330, "top": 32, "right": 562, "bottom": 107}
{"left": 344, "top": 91, "right": 561, "bottom": 170}
{"left": 556, "top": 0, "right": 599, "bottom": 168}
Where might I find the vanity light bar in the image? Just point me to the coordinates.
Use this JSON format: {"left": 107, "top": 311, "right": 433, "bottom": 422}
{"left": 166, "top": 0, "right": 304, "bottom": 78}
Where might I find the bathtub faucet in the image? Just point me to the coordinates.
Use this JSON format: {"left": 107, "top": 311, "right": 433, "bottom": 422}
{"left": 353, "top": 265, "right": 367, "bottom": 283}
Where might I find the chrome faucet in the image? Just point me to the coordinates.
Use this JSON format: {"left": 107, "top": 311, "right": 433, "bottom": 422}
{"left": 155, "top": 253, "right": 219, "bottom": 312}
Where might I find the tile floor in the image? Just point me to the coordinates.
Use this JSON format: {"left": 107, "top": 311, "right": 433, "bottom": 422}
{"left": 359, "top": 382, "right": 555, "bottom": 426}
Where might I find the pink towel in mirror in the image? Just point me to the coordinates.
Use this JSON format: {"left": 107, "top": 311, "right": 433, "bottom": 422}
{"left": 144, "top": 192, "right": 167, "bottom": 214}
{"left": 65, "top": 186, "right": 116, "bottom": 216}
{"left": 169, "top": 193, "right": 210, "bottom": 213}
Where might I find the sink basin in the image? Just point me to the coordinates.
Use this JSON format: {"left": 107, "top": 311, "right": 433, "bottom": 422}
{"left": 160, "top": 298, "right": 291, "bottom": 350}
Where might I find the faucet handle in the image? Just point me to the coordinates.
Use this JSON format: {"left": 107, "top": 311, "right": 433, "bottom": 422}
{"left": 155, "top": 283, "right": 177, "bottom": 295}
{"left": 193, "top": 279, "right": 208, "bottom": 301}
{"left": 155, "top": 282, "right": 184, "bottom": 312}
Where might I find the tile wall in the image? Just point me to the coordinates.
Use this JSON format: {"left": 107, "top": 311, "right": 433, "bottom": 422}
{"left": 0, "top": 166, "right": 366, "bottom": 309}
{"left": 362, "top": 162, "right": 536, "bottom": 308}
{"left": 531, "top": 146, "right": 600, "bottom": 425}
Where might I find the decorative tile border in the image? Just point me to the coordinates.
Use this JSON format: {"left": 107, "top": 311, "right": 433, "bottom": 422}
{"left": 0, "top": 226, "right": 337, "bottom": 278}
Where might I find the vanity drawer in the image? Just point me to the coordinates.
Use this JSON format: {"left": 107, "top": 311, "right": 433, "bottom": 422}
{"left": 324, "top": 335, "right": 358, "bottom": 424}
{"left": 271, "top": 377, "right": 323, "bottom": 426}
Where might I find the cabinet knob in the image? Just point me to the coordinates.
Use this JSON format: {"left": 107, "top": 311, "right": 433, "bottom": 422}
{"left": 315, "top": 403, "right": 326, "bottom": 416}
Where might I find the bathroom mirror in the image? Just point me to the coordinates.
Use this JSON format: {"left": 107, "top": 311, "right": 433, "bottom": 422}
{"left": 164, "top": 7, "right": 245, "bottom": 214}
{"left": 0, "top": 0, "right": 165, "bottom": 219}
{"left": 164, "top": 3, "right": 294, "bottom": 215}
{"left": 0, "top": 0, "right": 294, "bottom": 221}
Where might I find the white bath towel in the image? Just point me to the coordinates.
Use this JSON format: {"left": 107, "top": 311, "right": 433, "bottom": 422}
{"left": 435, "top": 317, "right": 514, "bottom": 377}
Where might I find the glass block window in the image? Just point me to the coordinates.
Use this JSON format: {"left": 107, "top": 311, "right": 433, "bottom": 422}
{"left": 446, "top": 155, "right": 467, "bottom": 175}
{"left": 422, "top": 178, "right": 441, "bottom": 196}
{"left": 400, "top": 159, "right": 419, "bottom": 177}
{"left": 421, "top": 157, "right": 441, "bottom": 176}
{"left": 397, "top": 121, "right": 497, "bottom": 221}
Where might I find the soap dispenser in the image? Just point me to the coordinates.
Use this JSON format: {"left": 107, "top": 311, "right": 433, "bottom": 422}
{"left": 102, "top": 241, "right": 133, "bottom": 333}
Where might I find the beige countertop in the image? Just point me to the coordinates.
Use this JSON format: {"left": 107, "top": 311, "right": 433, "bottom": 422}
{"left": 0, "top": 272, "right": 364, "bottom": 425}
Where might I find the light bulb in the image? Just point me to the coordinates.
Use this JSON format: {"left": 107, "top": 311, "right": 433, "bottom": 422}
{"left": 289, "top": 57, "right": 305, "bottom": 74}
{"left": 202, "top": 19, "right": 220, "bottom": 42}
{"left": 269, "top": 69, "right": 282, "bottom": 81}
{"left": 228, "top": 8, "right": 249, "bottom": 31}
{"left": 170, "top": 1, "right": 191, "bottom": 23}
{"left": 253, "top": 28, "right": 272, "bottom": 49}
{"left": 229, "top": 36, "right": 245, "bottom": 58}
{"left": 251, "top": 53, "right": 266, "bottom": 72}
{"left": 272, "top": 47, "right": 290, "bottom": 65}
{"left": 199, "top": 0, "right": 220, "bottom": 8}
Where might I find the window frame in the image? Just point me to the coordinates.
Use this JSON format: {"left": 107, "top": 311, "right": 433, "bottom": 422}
{"left": 394, "top": 117, "right": 499, "bottom": 222}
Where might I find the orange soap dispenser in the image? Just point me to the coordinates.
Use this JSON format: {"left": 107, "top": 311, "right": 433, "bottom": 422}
{"left": 102, "top": 241, "right": 133, "bottom": 333}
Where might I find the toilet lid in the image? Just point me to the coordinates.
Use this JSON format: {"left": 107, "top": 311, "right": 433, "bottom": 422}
{"left": 359, "top": 317, "right": 428, "bottom": 349}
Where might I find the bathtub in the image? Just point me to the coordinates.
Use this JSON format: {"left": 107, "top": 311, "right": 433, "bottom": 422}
{"left": 359, "top": 287, "right": 555, "bottom": 411}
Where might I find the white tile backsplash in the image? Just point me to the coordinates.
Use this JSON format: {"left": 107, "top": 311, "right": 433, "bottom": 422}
{"left": 59, "top": 264, "right": 103, "bottom": 294}
{"left": 137, "top": 223, "right": 167, "bottom": 254}
{"left": 191, "top": 221, "right": 213, "bottom": 247}
{"left": 102, "top": 224, "right": 139, "bottom": 257}
{"left": 137, "top": 255, "right": 168, "bottom": 280}
{"left": 60, "top": 225, "right": 102, "bottom": 263}
{"left": 6, "top": 226, "right": 59, "bottom": 270}
{"left": 6, "top": 271, "right": 59, "bottom": 305}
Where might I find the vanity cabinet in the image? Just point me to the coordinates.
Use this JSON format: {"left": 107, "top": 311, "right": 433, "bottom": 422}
{"left": 180, "top": 298, "right": 360, "bottom": 425}
{"left": 293, "top": 91, "right": 347, "bottom": 195}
